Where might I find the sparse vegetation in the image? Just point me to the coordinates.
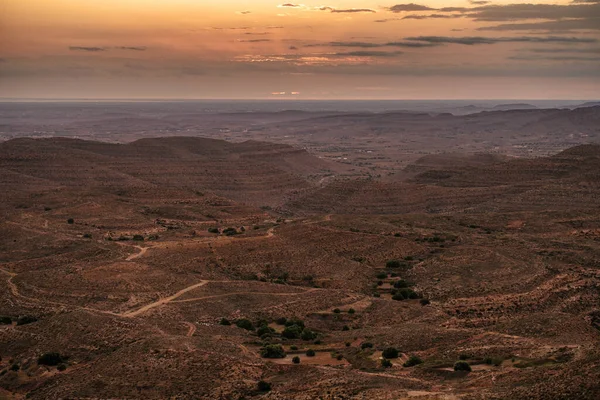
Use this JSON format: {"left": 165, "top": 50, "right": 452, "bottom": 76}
{"left": 333, "top": 308, "right": 341, "bottom": 314}
{"left": 257, "top": 380, "right": 272, "bottom": 392}
{"left": 67, "top": 218, "right": 74, "bottom": 224}
{"left": 16, "top": 315, "right": 37, "bottom": 326}
{"left": 381, "top": 358, "right": 393, "bottom": 368}
{"left": 235, "top": 319, "right": 254, "bottom": 331}
{"left": 38, "top": 352, "right": 67, "bottom": 366}
{"left": 208, "top": 227, "right": 220, "bottom": 234}
{"left": 348, "top": 308, "right": 355, "bottom": 314}
{"left": 386, "top": 260, "right": 401, "bottom": 269}
{"left": 292, "top": 356, "right": 300, "bottom": 364}
{"left": 361, "top": 342, "right": 373, "bottom": 350}
{"left": 0, "top": 316, "right": 12, "bottom": 325}
{"left": 306, "top": 349, "right": 316, "bottom": 357}
{"left": 219, "top": 318, "right": 231, "bottom": 326}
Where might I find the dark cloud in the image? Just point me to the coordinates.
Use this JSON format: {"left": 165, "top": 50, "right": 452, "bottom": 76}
{"left": 509, "top": 55, "right": 600, "bottom": 61}
{"left": 388, "top": 4, "right": 436, "bottom": 12}
{"left": 279, "top": 3, "right": 301, "bottom": 7}
{"left": 289, "top": 46, "right": 298, "bottom": 50}
{"left": 334, "top": 51, "right": 403, "bottom": 57}
{"left": 525, "top": 47, "right": 600, "bottom": 54}
{"left": 312, "top": 41, "right": 439, "bottom": 48}
{"left": 467, "top": 3, "right": 598, "bottom": 22}
{"left": 404, "top": 36, "right": 598, "bottom": 45}
{"left": 239, "top": 39, "right": 271, "bottom": 43}
{"left": 478, "top": 19, "right": 600, "bottom": 31}
{"left": 69, "top": 46, "right": 106, "bottom": 52}
{"left": 238, "top": 11, "right": 252, "bottom": 14}
{"left": 469, "top": 0, "right": 491, "bottom": 4}
{"left": 116, "top": 46, "right": 147, "bottom": 51}
{"left": 402, "top": 14, "right": 464, "bottom": 20}
{"left": 331, "top": 8, "right": 376, "bottom": 13}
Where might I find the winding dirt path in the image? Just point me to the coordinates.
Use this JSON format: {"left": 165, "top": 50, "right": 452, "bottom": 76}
{"left": 183, "top": 321, "right": 197, "bottom": 337}
{"left": 121, "top": 280, "right": 210, "bottom": 317}
{"left": 126, "top": 245, "right": 149, "bottom": 261}
{"left": 170, "top": 287, "right": 320, "bottom": 304}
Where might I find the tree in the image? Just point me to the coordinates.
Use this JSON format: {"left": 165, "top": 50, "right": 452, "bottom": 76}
{"left": 285, "top": 319, "right": 305, "bottom": 329}
{"left": 361, "top": 342, "right": 373, "bottom": 350}
{"left": 333, "top": 308, "right": 341, "bottom": 314}
{"left": 257, "top": 380, "right": 271, "bottom": 392}
{"left": 301, "top": 329, "right": 317, "bottom": 341}
{"left": 306, "top": 349, "right": 316, "bottom": 357}
{"left": 382, "top": 347, "right": 399, "bottom": 359}
{"left": 38, "top": 352, "right": 65, "bottom": 366}
{"left": 276, "top": 317, "right": 287, "bottom": 325}
{"left": 420, "top": 298, "right": 431, "bottom": 306}
{"left": 393, "top": 279, "right": 408, "bottom": 288}
{"left": 0, "top": 316, "right": 12, "bottom": 325}
{"left": 381, "top": 358, "right": 393, "bottom": 368}
{"left": 235, "top": 319, "right": 254, "bottom": 331}
{"left": 132, "top": 234, "right": 144, "bottom": 241}
{"left": 348, "top": 308, "right": 356, "bottom": 314}
{"left": 386, "top": 260, "right": 401, "bottom": 269}
{"left": 219, "top": 318, "right": 231, "bottom": 326}
{"left": 67, "top": 218, "right": 74, "bottom": 224}
{"left": 292, "top": 356, "right": 300, "bottom": 364}
{"left": 282, "top": 324, "right": 303, "bottom": 339}
{"left": 257, "top": 325, "right": 275, "bottom": 337}
{"left": 376, "top": 272, "right": 388, "bottom": 279}
{"left": 403, "top": 355, "right": 423, "bottom": 367}
{"left": 260, "top": 344, "right": 286, "bottom": 359}
{"left": 454, "top": 361, "right": 472, "bottom": 372}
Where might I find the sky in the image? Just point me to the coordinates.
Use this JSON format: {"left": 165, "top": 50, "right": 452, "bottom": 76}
{"left": 0, "top": 0, "right": 599, "bottom": 99}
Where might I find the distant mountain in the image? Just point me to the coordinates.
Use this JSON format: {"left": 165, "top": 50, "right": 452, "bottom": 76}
{"left": 491, "top": 103, "right": 538, "bottom": 111}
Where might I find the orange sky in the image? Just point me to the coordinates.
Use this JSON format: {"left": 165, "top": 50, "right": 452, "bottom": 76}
{"left": 0, "top": 0, "right": 599, "bottom": 99}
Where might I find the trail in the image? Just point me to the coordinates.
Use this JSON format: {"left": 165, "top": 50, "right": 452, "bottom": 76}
{"left": 183, "top": 321, "right": 197, "bottom": 337}
{"left": 171, "top": 287, "right": 320, "bottom": 304}
{"left": 121, "top": 280, "right": 210, "bottom": 317}
{"left": 126, "top": 245, "right": 148, "bottom": 261}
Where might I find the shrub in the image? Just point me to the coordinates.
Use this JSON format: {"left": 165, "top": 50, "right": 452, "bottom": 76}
{"left": 361, "top": 342, "right": 373, "bottom": 350}
{"left": 235, "top": 319, "right": 254, "bottom": 331}
{"left": 376, "top": 281, "right": 383, "bottom": 286}
{"left": 208, "top": 227, "right": 220, "bottom": 234}
{"left": 257, "top": 380, "right": 271, "bottom": 392}
{"left": 346, "top": 342, "right": 351, "bottom": 347}
{"left": 16, "top": 315, "right": 37, "bottom": 326}
{"left": 306, "top": 349, "right": 316, "bottom": 357}
{"left": 393, "top": 280, "right": 408, "bottom": 288}
{"left": 290, "top": 345, "right": 298, "bottom": 350}
{"left": 292, "top": 356, "right": 300, "bottom": 364}
{"left": 301, "top": 329, "right": 317, "bottom": 341}
{"left": 285, "top": 319, "right": 305, "bottom": 329}
{"left": 386, "top": 260, "right": 401, "bottom": 269}
{"left": 373, "top": 293, "right": 381, "bottom": 298}
{"left": 404, "top": 256, "right": 414, "bottom": 261}
{"left": 67, "top": 218, "right": 74, "bottom": 224}
{"left": 10, "top": 364, "right": 19, "bottom": 371}
{"left": 403, "top": 355, "right": 423, "bottom": 367}
{"left": 38, "top": 352, "right": 65, "bottom": 366}
{"left": 420, "top": 299, "right": 431, "bottom": 306}
{"left": 392, "top": 288, "right": 419, "bottom": 301}
{"left": 376, "top": 272, "right": 388, "bottom": 279}
{"left": 83, "top": 233, "right": 92, "bottom": 239}
{"left": 454, "top": 361, "right": 472, "bottom": 372}
{"left": 333, "top": 308, "right": 341, "bottom": 314}
{"left": 382, "top": 347, "right": 399, "bottom": 359}
{"left": 222, "top": 227, "right": 238, "bottom": 236}
{"left": 348, "top": 308, "right": 356, "bottom": 315}
{"left": 459, "top": 353, "right": 469, "bottom": 360}
{"left": 260, "top": 344, "right": 286, "bottom": 359}
{"left": 336, "top": 354, "right": 343, "bottom": 360}
{"left": 313, "top": 339, "right": 322, "bottom": 345}
{"left": 282, "top": 324, "right": 303, "bottom": 339}
{"left": 381, "top": 358, "right": 393, "bottom": 368}
{"left": 275, "top": 317, "right": 287, "bottom": 325}
{"left": 57, "top": 364, "right": 67, "bottom": 371}
{"left": 132, "top": 235, "right": 144, "bottom": 241}
{"left": 342, "top": 325, "right": 350, "bottom": 331}
{"left": 0, "top": 316, "right": 12, "bottom": 325}
{"left": 257, "top": 325, "right": 275, "bottom": 337}
{"left": 219, "top": 318, "right": 231, "bottom": 326}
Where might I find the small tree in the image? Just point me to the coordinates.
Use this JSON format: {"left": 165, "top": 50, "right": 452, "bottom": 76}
{"left": 219, "top": 318, "right": 231, "bottom": 326}
{"left": 454, "top": 361, "right": 472, "bottom": 372}
{"left": 257, "top": 325, "right": 275, "bottom": 337}
{"left": 276, "top": 317, "right": 287, "bottom": 325}
{"left": 386, "top": 260, "right": 401, "bottom": 269}
{"left": 292, "top": 356, "right": 300, "bottom": 364}
{"left": 348, "top": 308, "right": 356, "bottom": 314}
{"left": 257, "top": 380, "right": 271, "bottom": 392}
{"left": 376, "top": 272, "right": 388, "bottom": 279}
{"left": 361, "top": 342, "right": 374, "bottom": 350}
{"left": 38, "top": 352, "right": 65, "bottom": 366}
{"left": 260, "top": 344, "right": 286, "bottom": 359}
{"left": 403, "top": 355, "right": 423, "bottom": 367}
{"left": 333, "top": 308, "right": 341, "bottom": 314}
{"left": 67, "top": 218, "right": 74, "bottom": 225}
{"left": 382, "top": 347, "right": 399, "bottom": 359}
{"left": 420, "top": 298, "right": 431, "bottom": 306}
{"left": 381, "top": 358, "right": 393, "bottom": 368}
{"left": 306, "top": 349, "right": 316, "bottom": 357}
{"left": 235, "top": 319, "right": 254, "bottom": 331}
{"left": 282, "top": 324, "right": 303, "bottom": 339}
{"left": 301, "top": 329, "right": 317, "bottom": 341}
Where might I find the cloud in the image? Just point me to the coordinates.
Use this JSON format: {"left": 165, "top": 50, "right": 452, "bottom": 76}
{"left": 238, "top": 39, "right": 271, "bottom": 43}
{"left": 404, "top": 35, "right": 598, "bottom": 45}
{"left": 524, "top": 47, "right": 600, "bottom": 54}
{"left": 115, "top": 46, "right": 147, "bottom": 51}
{"left": 402, "top": 14, "right": 464, "bottom": 20}
{"left": 388, "top": 4, "right": 436, "bottom": 12}
{"left": 331, "top": 8, "right": 377, "bottom": 13}
{"left": 236, "top": 11, "right": 252, "bottom": 15}
{"left": 509, "top": 55, "right": 600, "bottom": 61}
{"left": 69, "top": 46, "right": 106, "bottom": 52}
{"left": 469, "top": 0, "right": 491, "bottom": 4}
{"left": 334, "top": 51, "right": 403, "bottom": 57}
{"left": 278, "top": 3, "right": 302, "bottom": 7}
{"left": 310, "top": 41, "right": 439, "bottom": 48}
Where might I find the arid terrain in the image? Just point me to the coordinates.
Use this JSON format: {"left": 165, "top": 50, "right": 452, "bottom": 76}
{"left": 0, "top": 103, "right": 599, "bottom": 399}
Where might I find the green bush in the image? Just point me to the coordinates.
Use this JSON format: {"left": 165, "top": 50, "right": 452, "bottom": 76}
{"left": 285, "top": 319, "right": 305, "bottom": 329}
{"left": 292, "top": 356, "right": 300, "bottom": 364}
{"left": 361, "top": 342, "right": 373, "bottom": 350}
{"left": 348, "top": 308, "right": 356, "bottom": 314}
{"left": 392, "top": 288, "right": 419, "bottom": 301}
{"left": 235, "top": 319, "right": 255, "bottom": 331}
{"left": 306, "top": 349, "right": 316, "bottom": 357}
{"left": 342, "top": 325, "right": 350, "bottom": 331}
{"left": 282, "top": 324, "right": 303, "bottom": 339}
{"left": 132, "top": 234, "right": 144, "bottom": 241}
{"left": 403, "top": 355, "right": 423, "bottom": 367}
{"left": 208, "top": 227, "right": 220, "bottom": 234}
{"left": 219, "top": 318, "right": 231, "bottom": 326}
{"left": 459, "top": 353, "right": 469, "bottom": 360}
{"left": 345, "top": 342, "right": 351, "bottom": 347}
{"left": 38, "top": 352, "right": 66, "bottom": 366}
{"left": 260, "top": 344, "right": 286, "bottom": 359}
{"left": 16, "top": 315, "right": 37, "bottom": 326}
{"left": 381, "top": 358, "right": 393, "bottom": 368}
{"left": 222, "top": 227, "right": 238, "bottom": 236}
{"left": 382, "top": 347, "right": 399, "bottom": 359}
{"left": 376, "top": 272, "right": 388, "bottom": 279}
{"left": 57, "top": 364, "right": 67, "bottom": 371}
{"left": 393, "top": 280, "right": 409, "bottom": 288}
{"left": 333, "top": 308, "right": 341, "bottom": 314}
{"left": 290, "top": 345, "right": 298, "bottom": 350}
{"left": 0, "top": 316, "right": 12, "bottom": 325}
{"left": 83, "top": 233, "right": 92, "bottom": 239}
{"left": 275, "top": 317, "right": 287, "bottom": 325}
{"left": 386, "top": 260, "right": 401, "bottom": 269}
{"left": 10, "top": 364, "right": 19, "bottom": 371}
{"left": 420, "top": 298, "right": 431, "bottom": 306}
{"left": 67, "top": 218, "right": 74, "bottom": 224}
{"left": 257, "top": 325, "right": 275, "bottom": 337}
{"left": 257, "top": 380, "right": 271, "bottom": 392}
{"left": 301, "top": 329, "right": 317, "bottom": 341}
{"left": 336, "top": 354, "right": 343, "bottom": 360}
{"left": 454, "top": 361, "right": 472, "bottom": 372}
